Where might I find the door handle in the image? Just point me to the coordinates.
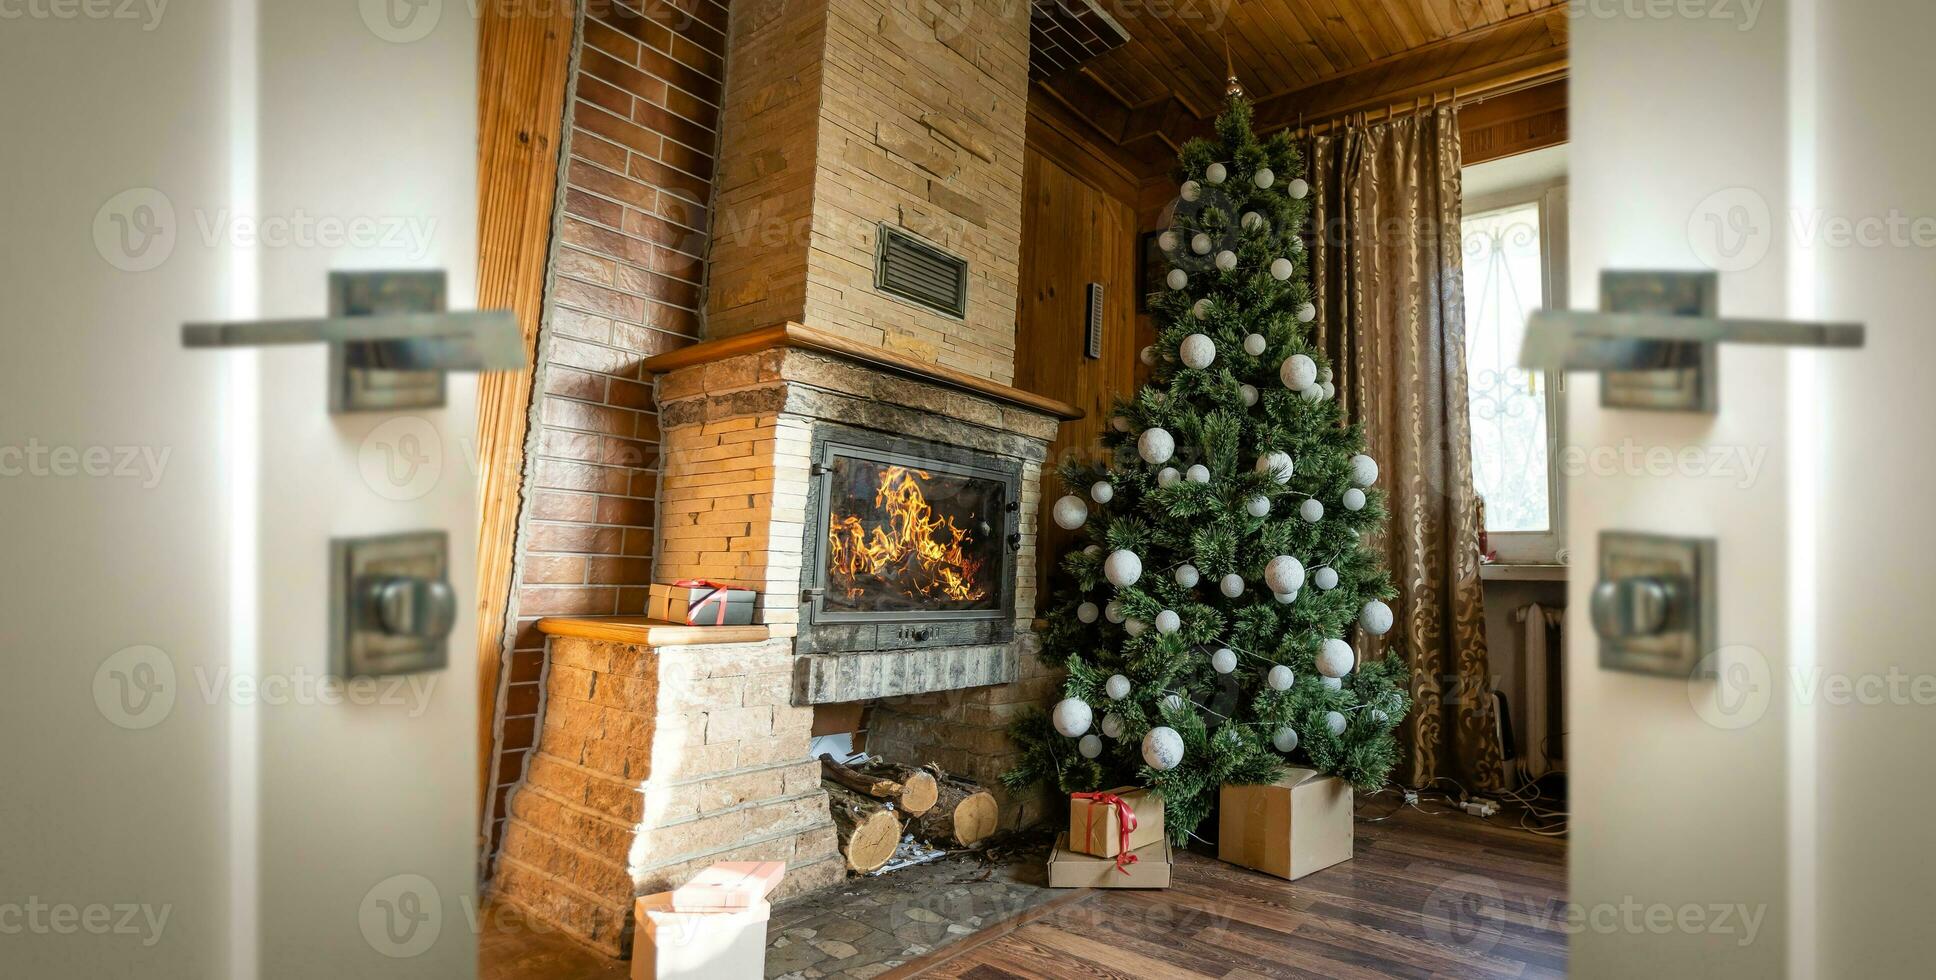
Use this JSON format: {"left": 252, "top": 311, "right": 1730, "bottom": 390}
{"left": 361, "top": 575, "right": 458, "bottom": 641}
{"left": 1590, "top": 575, "right": 1686, "bottom": 640}
{"left": 1520, "top": 270, "right": 1863, "bottom": 412}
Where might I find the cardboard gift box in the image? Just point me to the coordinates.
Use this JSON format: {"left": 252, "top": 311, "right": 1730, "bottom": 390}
{"left": 1068, "top": 786, "right": 1165, "bottom": 858}
{"left": 1047, "top": 832, "right": 1172, "bottom": 888}
{"left": 648, "top": 580, "right": 755, "bottom": 626}
{"left": 632, "top": 892, "right": 770, "bottom": 980}
{"left": 1218, "top": 768, "right": 1354, "bottom": 880}
{"left": 670, "top": 861, "right": 784, "bottom": 913}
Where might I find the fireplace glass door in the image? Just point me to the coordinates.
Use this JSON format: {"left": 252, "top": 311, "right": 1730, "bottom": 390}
{"left": 818, "top": 451, "right": 1008, "bottom": 616}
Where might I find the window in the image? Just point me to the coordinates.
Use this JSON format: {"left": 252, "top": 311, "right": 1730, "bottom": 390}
{"left": 1461, "top": 181, "right": 1567, "bottom": 564}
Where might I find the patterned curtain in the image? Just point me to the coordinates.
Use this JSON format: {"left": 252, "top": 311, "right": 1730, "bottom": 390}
{"left": 1304, "top": 106, "right": 1505, "bottom": 793}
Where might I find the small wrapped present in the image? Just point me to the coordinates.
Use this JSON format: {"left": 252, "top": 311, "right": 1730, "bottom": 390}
{"left": 669, "top": 861, "right": 784, "bottom": 913}
{"left": 1047, "top": 832, "right": 1171, "bottom": 888}
{"left": 648, "top": 579, "right": 755, "bottom": 626}
{"left": 1068, "top": 786, "right": 1164, "bottom": 861}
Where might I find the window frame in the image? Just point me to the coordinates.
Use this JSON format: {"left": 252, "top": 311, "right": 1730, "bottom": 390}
{"left": 1462, "top": 179, "right": 1569, "bottom": 565}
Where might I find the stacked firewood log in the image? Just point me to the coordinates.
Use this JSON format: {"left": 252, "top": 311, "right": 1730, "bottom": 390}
{"left": 819, "top": 756, "right": 998, "bottom": 873}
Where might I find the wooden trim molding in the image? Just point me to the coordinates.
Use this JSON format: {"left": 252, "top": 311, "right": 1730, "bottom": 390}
{"left": 474, "top": 0, "right": 575, "bottom": 838}
{"left": 640, "top": 321, "right": 1087, "bottom": 422}
{"left": 534, "top": 616, "right": 776, "bottom": 646}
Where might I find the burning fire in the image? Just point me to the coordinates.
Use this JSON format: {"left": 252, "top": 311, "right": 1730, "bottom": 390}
{"left": 827, "top": 466, "right": 987, "bottom": 603}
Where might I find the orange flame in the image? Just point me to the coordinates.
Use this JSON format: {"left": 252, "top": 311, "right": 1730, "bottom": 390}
{"left": 827, "top": 466, "right": 987, "bottom": 603}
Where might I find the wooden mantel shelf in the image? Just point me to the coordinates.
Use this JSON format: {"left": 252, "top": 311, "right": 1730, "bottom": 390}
{"left": 638, "top": 321, "right": 1085, "bottom": 422}
{"left": 534, "top": 616, "right": 775, "bottom": 646}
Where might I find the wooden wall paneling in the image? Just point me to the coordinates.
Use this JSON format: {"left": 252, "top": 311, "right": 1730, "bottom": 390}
{"left": 1461, "top": 78, "right": 1568, "bottom": 165}
{"left": 473, "top": 0, "right": 575, "bottom": 848}
{"left": 1014, "top": 139, "right": 1141, "bottom": 599}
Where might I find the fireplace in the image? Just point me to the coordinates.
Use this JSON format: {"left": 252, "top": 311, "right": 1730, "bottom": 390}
{"left": 799, "top": 425, "right": 1020, "bottom": 654}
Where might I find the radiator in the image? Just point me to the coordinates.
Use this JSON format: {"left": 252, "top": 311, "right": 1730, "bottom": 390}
{"left": 1513, "top": 602, "right": 1566, "bottom": 781}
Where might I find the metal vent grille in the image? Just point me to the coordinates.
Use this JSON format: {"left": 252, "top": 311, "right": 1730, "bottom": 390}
{"left": 875, "top": 226, "right": 968, "bottom": 318}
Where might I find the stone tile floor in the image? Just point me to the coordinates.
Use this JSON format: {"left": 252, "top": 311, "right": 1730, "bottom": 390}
{"left": 763, "top": 833, "right": 1059, "bottom": 979}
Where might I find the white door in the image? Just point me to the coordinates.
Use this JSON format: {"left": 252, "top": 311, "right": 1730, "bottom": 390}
{"left": 1570, "top": 1, "right": 1935, "bottom": 977}
{"left": 1, "top": 3, "right": 479, "bottom": 977}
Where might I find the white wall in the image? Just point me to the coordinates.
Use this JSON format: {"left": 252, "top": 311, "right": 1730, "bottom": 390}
{"left": 1810, "top": 1, "right": 1936, "bottom": 974}
{"left": 1568, "top": 2, "right": 1797, "bottom": 977}
{"left": 0, "top": 2, "right": 479, "bottom": 976}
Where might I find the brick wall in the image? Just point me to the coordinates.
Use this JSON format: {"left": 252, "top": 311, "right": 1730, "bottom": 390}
{"left": 706, "top": 0, "right": 1029, "bottom": 384}
{"left": 489, "top": 0, "right": 730, "bottom": 863}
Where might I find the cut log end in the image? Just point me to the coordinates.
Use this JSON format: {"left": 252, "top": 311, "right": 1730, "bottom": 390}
{"left": 897, "top": 769, "right": 939, "bottom": 817}
{"left": 825, "top": 781, "right": 902, "bottom": 874}
{"left": 951, "top": 791, "right": 998, "bottom": 846}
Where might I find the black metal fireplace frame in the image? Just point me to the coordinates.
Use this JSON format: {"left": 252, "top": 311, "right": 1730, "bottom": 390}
{"left": 797, "top": 422, "right": 1020, "bottom": 655}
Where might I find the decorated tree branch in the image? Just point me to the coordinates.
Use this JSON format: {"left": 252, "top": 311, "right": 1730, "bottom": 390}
{"left": 1002, "top": 93, "right": 1411, "bottom": 842}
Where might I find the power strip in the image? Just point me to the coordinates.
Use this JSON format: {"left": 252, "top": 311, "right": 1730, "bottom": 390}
{"left": 1460, "top": 798, "right": 1500, "bottom": 818}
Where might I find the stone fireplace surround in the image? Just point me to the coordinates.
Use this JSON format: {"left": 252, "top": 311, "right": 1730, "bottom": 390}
{"left": 490, "top": 323, "right": 1078, "bottom": 956}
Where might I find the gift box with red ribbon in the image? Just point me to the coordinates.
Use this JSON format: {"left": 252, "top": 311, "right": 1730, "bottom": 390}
{"left": 648, "top": 580, "right": 756, "bottom": 626}
{"left": 1068, "top": 786, "right": 1164, "bottom": 861}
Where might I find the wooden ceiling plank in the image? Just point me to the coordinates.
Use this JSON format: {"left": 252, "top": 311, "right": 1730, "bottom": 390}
{"left": 1224, "top": 1, "right": 1311, "bottom": 92}
{"left": 1371, "top": 0, "right": 1430, "bottom": 52}
{"left": 1271, "top": 1, "right": 1344, "bottom": 88}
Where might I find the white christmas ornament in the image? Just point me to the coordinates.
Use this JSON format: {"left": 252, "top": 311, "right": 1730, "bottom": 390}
{"left": 1105, "top": 674, "right": 1132, "bottom": 701}
{"left": 1211, "top": 647, "right": 1237, "bottom": 674}
{"left": 1255, "top": 450, "right": 1294, "bottom": 483}
{"left": 1154, "top": 610, "right": 1181, "bottom": 634}
{"left": 1320, "top": 381, "right": 1336, "bottom": 401}
{"left": 1084, "top": 545, "right": 1101, "bottom": 555}
{"left": 1297, "top": 302, "right": 1317, "bottom": 322}
{"left": 1191, "top": 298, "right": 1211, "bottom": 320}
{"left": 1100, "top": 712, "right": 1124, "bottom": 739}
{"left": 1288, "top": 177, "right": 1309, "bottom": 199}
{"left": 1179, "top": 333, "right": 1216, "bottom": 368}
{"left": 1299, "top": 498, "right": 1324, "bottom": 523}
{"left": 1272, "top": 726, "right": 1300, "bottom": 753}
{"left": 1156, "top": 467, "right": 1180, "bottom": 488}
{"left": 1184, "top": 464, "right": 1210, "bottom": 484}
{"left": 1265, "top": 555, "right": 1305, "bottom": 594}
{"left": 1173, "top": 563, "right": 1200, "bottom": 588}
{"left": 1316, "top": 638, "right": 1355, "bottom": 678}
{"left": 1269, "top": 257, "right": 1294, "bottom": 281}
{"left": 1190, "top": 232, "right": 1212, "bottom": 255}
{"left": 1241, "top": 211, "right": 1265, "bottom": 232}
{"left": 1320, "top": 676, "right": 1343, "bottom": 691}
{"left": 1141, "top": 726, "right": 1185, "bottom": 770}
{"left": 1137, "top": 428, "right": 1175, "bottom": 465}
{"left": 1104, "top": 600, "right": 1125, "bottom": 624}
{"left": 1091, "top": 481, "right": 1114, "bottom": 504}
{"left": 1215, "top": 249, "right": 1238, "bottom": 271}
{"left": 1242, "top": 333, "right": 1267, "bottom": 356}
{"left": 1124, "top": 618, "right": 1147, "bottom": 637}
{"left": 1314, "top": 566, "right": 1339, "bottom": 591}
{"left": 1342, "top": 488, "right": 1367, "bottom": 511}
{"left": 1205, "top": 162, "right": 1227, "bottom": 185}
{"left": 1110, "top": 415, "right": 1130, "bottom": 433}
{"left": 1052, "top": 494, "right": 1088, "bottom": 530}
{"left": 1323, "top": 710, "right": 1347, "bottom": 736}
{"left": 1360, "top": 599, "right": 1394, "bottom": 635}
{"left": 1280, "top": 353, "right": 1317, "bottom": 390}
{"left": 1244, "top": 495, "right": 1270, "bottom": 518}
{"left": 1219, "top": 573, "right": 1245, "bottom": 598}
{"left": 1161, "top": 693, "right": 1185, "bottom": 712}
{"left": 1275, "top": 590, "right": 1298, "bottom": 605}
{"left": 1052, "top": 698, "right": 1093, "bottom": 737}
{"left": 1370, "top": 709, "right": 1389, "bottom": 724}
{"left": 1349, "top": 453, "right": 1379, "bottom": 487}
{"left": 1103, "top": 549, "right": 1143, "bottom": 587}
{"left": 1180, "top": 179, "right": 1201, "bottom": 202}
{"left": 1320, "top": 366, "right": 1334, "bottom": 384}
{"left": 1166, "top": 268, "right": 1188, "bottom": 291}
{"left": 1076, "top": 601, "right": 1099, "bottom": 624}
{"left": 1139, "top": 344, "right": 1155, "bottom": 366}
{"left": 1299, "top": 385, "right": 1324, "bottom": 403}
{"left": 1252, "top": 167, "right": 1275, "bottom": 189}
{"left": 1239, "top": 383, "right": 1258, "bottom": 406}
{"left": 1158, "top": 230, "right": 1179, "bottom": 252}
{"left": 1267, "top": 665, "right": 1295, "bottom": 691}
{"left": 1078, "top": 734, "right": 1102, "bottom": 759}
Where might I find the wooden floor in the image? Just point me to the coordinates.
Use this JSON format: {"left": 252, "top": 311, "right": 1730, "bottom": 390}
{"left": 479, "top": 803, "right": 1567, "bottom": 980}
{"left": 890, "top": 805, "right": 1567, "bottom": 980}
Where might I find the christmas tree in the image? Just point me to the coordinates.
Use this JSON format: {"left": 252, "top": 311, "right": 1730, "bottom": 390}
{"left": 1002, "top": 94, "right": 1411, "bottom": 842}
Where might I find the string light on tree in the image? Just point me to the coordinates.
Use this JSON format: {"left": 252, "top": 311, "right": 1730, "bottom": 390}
{"left": 1205, "top": 162, "right": 1227, "bottom": 185}
{"left": 1245, "top": 495, "right": 1270, "bottom": 517}
{"left": 1078, "top": 734, "right": 1102, "bottom": 759}
{"left": 1190, "top": 232, "right": 1212, "bottom": 255}
{"left": 1252, "top": 166, "right": 1274, "bottom": 189}
{"left": 1272, "top": 726, "right": 1299, "bottom": 753}
{"left": 1241, "top": 211, "right": 1264, "bottom": 232}
{"left": 1211, "top": 647, "right": 1237, "bottom": 673}
{"left": 1314, "top": 566, "right": 1339, "bottom": 590}
{"left": 1215, "top": 250, "right": 1238, "bottom": 271}
{"left": 1154, "top": 610, "right": 1181, "bottom": 634}
{"left": 1270, "top": 257, "right": 1293, "bottom": 281}
{"left": 1161, "top": 693, "right": 1185, "bottom": 712}
{"left": 1287, "top": 177, "right": 1309, "bottom": 199}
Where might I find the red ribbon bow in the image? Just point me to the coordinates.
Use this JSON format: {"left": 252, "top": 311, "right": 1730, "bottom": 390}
{"left": 1072, "top": 791, "right": 1140, "bottom": 874}
{"left": 672, "top": 579, "right": 733, "bottom": 626}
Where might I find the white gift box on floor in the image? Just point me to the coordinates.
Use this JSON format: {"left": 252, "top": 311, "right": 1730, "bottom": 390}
{"left": 631, "top": 892, "right": 770, "bottom": 980}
